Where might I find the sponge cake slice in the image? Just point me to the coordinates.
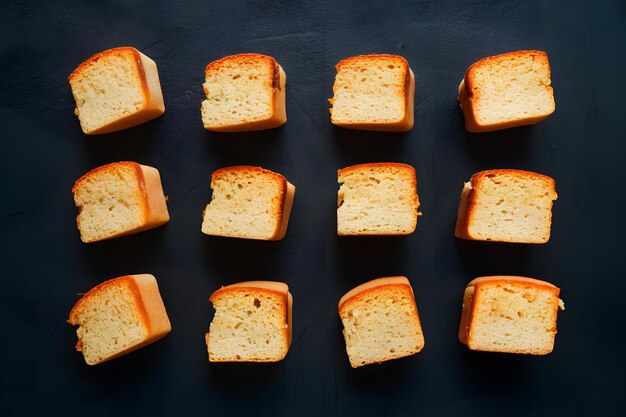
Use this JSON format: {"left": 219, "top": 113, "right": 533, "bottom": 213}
{"left": 329, "top": 54, "right": 415, "bottom": 131}
{"left": 201, "top": 53, "right": 287, "bottom": 132}
{"left": 72, "top": 161, "right": 170, "bottom": 243}
{"left": 201, "top": 166, "right": 295, "bottom": 241}
{"left": 458, "top": 50, "right": 555, "bottom": 132}
{"left": 206, "top": 281, "right": 292, "bottom": 362}
{"left": 459, "top": 276, "right": 564, "bottom": 354}
{"left": 338, "top": 276, "right": 425, "bottom": 367}
{"left": 68, "top": 274, "right": 171, "bottom": 365}
{"left": 68, "top": 47, "right": 165, "bottom": 134}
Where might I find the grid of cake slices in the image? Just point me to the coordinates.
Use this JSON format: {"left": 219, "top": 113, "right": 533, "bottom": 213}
{"left": 66, "top": 47, "right": 563, "bottom": 366}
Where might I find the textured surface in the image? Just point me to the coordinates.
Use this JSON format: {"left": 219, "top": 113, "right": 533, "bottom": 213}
{"left": 69, "top": 47, "right": 165, "bottom": 134}
{"left": 202, "top": 54, "right": 286, "bottom": 131}
{"left": 201, "top": 166, "right": 289, "bottom": 240}
{"left": 337, "top": 163, "right": 419, "bottom": 235}
{"left": 1, "top": 0, "right": 625, "bottom": 416}
{"left": 68, "top": 276, "right": 147, "bottom": 365}
{"left": 208, "top": 283, "right": 290, "bottom": 362}
{"left": 330, "top": 55, "right": 410, "bottom": 126}
{"left": 73, "top": 162, "right": 146, "bottom": 242}
{"left": 339, "top": 277, "right": 424, "bottom": 367}
{"left": 463, "top": 50, "right": 555, "bottom": 127}
{"left": 459, "top": 277, "right": 561, "bottom": 355}
{"left": 455, "top": 169, "right": 557, "bottom": 243}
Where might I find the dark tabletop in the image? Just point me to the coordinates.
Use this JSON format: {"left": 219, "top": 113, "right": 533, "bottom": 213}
{"left": 1, "top": 0, "right": 625, "bottom": 416}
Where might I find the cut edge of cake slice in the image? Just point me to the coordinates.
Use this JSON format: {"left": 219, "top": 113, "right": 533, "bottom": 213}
{"left": 329, "top": 54, "right": 414, "bottom": 131}
{"left": 338, "top": 276, "right": 425, "bottom": 368}
{"left": 68, "top": 46, "right": 165, "bottom": 135}
{"left": 72, "top": 161, "right": 170, "bottom": 243}
{"left": 67, "top": 274, "right": 172, "bottom": 365}
{"left": 201, "top": 53, "right": 287, "bottom": 132}
{"left": 337, "top": 162, "right": 419, "bottom": 236}
{"left": 206, "top": 281, "right": 292, "bottom": 362}
{"left": 458, "top": 50, "right": 555, "bottom": 132}
{"left": 458, "top": 276, "right": 565, "bottom": 355}
{"left": 454, "top": 169, "right": 557, "bottom": 244}
{"left": 201, "top": 166, "right": 295, "bottom": 241}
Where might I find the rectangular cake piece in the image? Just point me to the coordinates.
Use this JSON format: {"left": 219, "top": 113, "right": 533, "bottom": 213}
{"left": 67, "top": 274, "right": 171, "bottom": 365}
{"left": 338, "top": 276, "right": 425, "bottom": 368}
{"left": 72, "top": 161, "right": 170, "bottom": 243}
{"left": 337, "top": 163, "right": 419, "bottom": 235}
{"left": 458, "top": 50, "right": 555, "bottom": 132}
{"left": 201, "top": 53, "right": 287, "bottom": 132}
{"left": 201, "top": 166, "right": 295, "bottom": 240}
{"left": 454, "top": 169, "right": 557, "bottom": 243}
{"left": 329, "top": 54, "right": 415, "bottom": 131}
{"left": 68, "top": 46, "right": 165, "bottom": 134}
{"left": 206, "top": 281, "right": 292, "bottom": 362}
{"left": 459, "top": 276, "right": 564, "bottom": 355}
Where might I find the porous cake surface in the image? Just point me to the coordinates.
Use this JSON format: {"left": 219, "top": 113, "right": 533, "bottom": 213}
{"left": 201, "top": 53, "right": 284, "bottom": 130}
{"left": 69, "top": 47, "right": 155, "bottom": 134}
{"left": 339, "top": 277, "right": 424, "bottom": 367}
{"left": 337, "top": 163, "right": 419, "bottom": 235}
{"left": 455, "top": 169, "right": 557, "bottom": 243}
{"left": 459, "top": 276, "right": 564, "bottom": 355}
{"left": 68, "top": 277, "right": 147, "bottom": 365}
{"left": 201, "top": 166, "right": 291, "bottom": 240}
{"left": 207, "top": 282, "right": 291, "bottom": 362}
{"left": 330, "top": 54, "right": 412, "bottom": 129}
{"left": 462, "top": 50, "right": 554, "bottom": 129}
{"left": 73, "top": 162, "right": 146, "bottom": 242}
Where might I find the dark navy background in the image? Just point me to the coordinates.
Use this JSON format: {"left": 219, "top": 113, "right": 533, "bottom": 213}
{"left": 1, "top": 0, "right": 624, "bottom": 415}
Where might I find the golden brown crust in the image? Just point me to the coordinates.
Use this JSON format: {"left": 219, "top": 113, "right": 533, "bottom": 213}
{"left": 272, "top": 60, "right": 281, "bottom": 91}
{"left": 453, "top": 180, "right": 471, "bottom": 238}
{"left": 134, "top": 51, "right": 151, "bottom": 106}
{"left": 72, "top": 161, "right": 144, "bottom": 194}
{"left": 457, "top": 285, "right": 474, "bottom": 344}
{"left": 209, "top": 283, "right": 289, "bottom": 303}
{"left": 337, "top": 162, "right": 415, "bottom": 177}
{"left": 470, "top": 169, "right": 556, "bottom": 189}
{"left": 273, "top": 181, "right": 295, "bottom": 240}
{"left": 69, "top": 47, "right": 143, "bottom": 82}
{"left": 467, "top": 275, "right": 558, "bottom": 289}
{"left": 457, "top": 79, "right": 483, "bottom": 132}
{"left": 130, "top": 50, "right": 150, "bottom": 105}
{"left": 338, "top": 276, "right": 413, "bottom": 312}
{"left": 210, "top": 165, "right": 286, "bottom": 186}
{"left": 68, "top": 276, "right": 145, "bottom": 326}
{"left": 204, "top": 53, "right": 277, "bottom": 75}
{"left": 335, "top": 54, "right": 409, "bottom": 77}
